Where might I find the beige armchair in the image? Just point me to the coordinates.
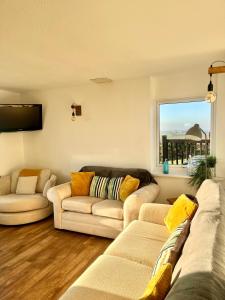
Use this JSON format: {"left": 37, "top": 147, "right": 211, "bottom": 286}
{"left": 0, "top": 169, "right": 56, "bottom": 225}
{"left": 47, "top": 166, "right": 159, "bottom": 239}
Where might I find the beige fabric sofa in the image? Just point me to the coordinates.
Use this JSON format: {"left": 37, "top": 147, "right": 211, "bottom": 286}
{"left": 60, "top": 179, "right": 225, "bottom": 300}
{"left": 47, "top": 166, "right": 159, "bottom": 239}
{"left": 0, "top": 169, "right": 56, "bottom": 225}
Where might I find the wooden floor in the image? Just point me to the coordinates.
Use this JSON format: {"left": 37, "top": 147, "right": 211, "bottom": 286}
{"left": 0, "top": 217, "right": 111, "bottom": 300}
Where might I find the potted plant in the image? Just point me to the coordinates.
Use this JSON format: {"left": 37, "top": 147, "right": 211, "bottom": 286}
{"left": 189, "top": 156, "right": 216, "bottom": 188}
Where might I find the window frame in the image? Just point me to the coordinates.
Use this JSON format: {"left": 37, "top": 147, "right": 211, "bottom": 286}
{"left": 153, "top": 96, "right": 216, "bottom": 175}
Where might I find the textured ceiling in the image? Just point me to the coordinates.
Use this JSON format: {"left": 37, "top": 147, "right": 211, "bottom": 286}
{"left": 0, "top": 0, "right": 225, "bottom": 91}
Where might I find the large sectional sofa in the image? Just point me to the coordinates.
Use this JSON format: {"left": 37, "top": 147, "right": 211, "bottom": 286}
{"left": 60, "top": 179, "right": 225, "bottom": 299}
{"left": 48, "top": 166, "right": 159, "bottom": 239}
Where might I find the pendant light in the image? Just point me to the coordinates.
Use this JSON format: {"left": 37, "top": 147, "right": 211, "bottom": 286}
{"left": 205, "top": 60, "right": 225, "bottom": 103}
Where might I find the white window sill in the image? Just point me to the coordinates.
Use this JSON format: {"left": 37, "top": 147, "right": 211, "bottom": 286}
{"left": 152, "top": 166, "right": 191, "bottom": 179}
{"left": 153, "top": 168, "right": 224, "bottom": 181}
{"left": 153, "top": 172, "right": 191, "bottom": 179}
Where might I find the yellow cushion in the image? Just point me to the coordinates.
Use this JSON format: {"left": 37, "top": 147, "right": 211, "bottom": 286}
{"left": 71, "top": 172, "right": 95, "bottom": 196}
{"left": 164, "top": 194, "right": 198, "bottom": 232}
{"left": 140, "top": 263, "right": 172, "bottom": 300}
{"left": 119, "top": 175, "right": 140, "bottom": 202}
{"left": 20, "top": 169, "right": 41, "bottom": 177}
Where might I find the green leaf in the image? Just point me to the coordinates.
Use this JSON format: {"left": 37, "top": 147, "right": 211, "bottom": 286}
{"left": 189, "top": 156, "right": 216, "bottom": 188}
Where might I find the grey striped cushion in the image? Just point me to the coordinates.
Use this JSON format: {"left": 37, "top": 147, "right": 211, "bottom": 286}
{"left": 90, "top": 176, "right": 110, "bottom": 199}
{"left": 151, "top": 220, "right": 188, "bottom": 277}
{"left": 108, "top": 177, "right": 124, "bottom": 200}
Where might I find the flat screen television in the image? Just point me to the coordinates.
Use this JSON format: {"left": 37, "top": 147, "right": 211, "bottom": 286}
{"left": 0, "top": 104, "right": 42, "bottom": 132}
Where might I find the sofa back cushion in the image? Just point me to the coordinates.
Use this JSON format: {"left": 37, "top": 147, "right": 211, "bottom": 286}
{"left": 195, "top": 179, "right": 220, "bottom": 214}
{"left": 0, "top": 175, "right": 11, "bottom": 195}
{"left": 165, "top": 180, "right": 225, "bottom": 299}
{"left": 11, "top": 169, "right": 21, "bottom": 193}
{"left": 80, "top": 166, "right": 156, "bottom": 188}
{"left": 11, "top": 168, "right": 51, "bottom": 193}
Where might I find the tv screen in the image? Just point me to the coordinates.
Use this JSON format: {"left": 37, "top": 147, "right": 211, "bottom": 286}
{"left": 0, "top": 104, "right": 42, "bottom": 132}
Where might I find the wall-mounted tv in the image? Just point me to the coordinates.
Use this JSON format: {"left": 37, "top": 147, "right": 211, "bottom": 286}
{"left": 0, "top": 104, "right": 42, "bottom": 132}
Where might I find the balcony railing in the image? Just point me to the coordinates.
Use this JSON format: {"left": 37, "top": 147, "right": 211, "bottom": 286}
{"left": 160, "top": 135, "right": 210, "bottom": 165}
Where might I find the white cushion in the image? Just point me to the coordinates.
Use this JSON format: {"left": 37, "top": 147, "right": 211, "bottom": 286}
{"left": 11, "top": 169, "right": 21, "bottom": 193}
{"left": 11, "top": 169, "right": 51, "bottom": 193}
{"left": 105, "top": 222, "right": 165, "bottom": 266}
{"left": 0, "top": 193, "right": 49, "bottom": 212}
{"left": 43, "top": 174, "right": 57, "bottom": 197}
{"left": 62, "top": 196, "right": 102, "bottom": 214}
{"left": 125, "top": 220, "right": 170, "bottom": 242}
{"left": 195, "top": 179, "right": 220, "bottom": 215}
{"left": 16, "top": 176, "right": 38, "bottom": 195}
{"left": 92, "top": 200, "right": 124, "bottom": 220}
{"left": 60, "top": 255, "right": 151, "bottom": 300}
{"left": 37, "top": 169, "right": 51, "bottom": 193}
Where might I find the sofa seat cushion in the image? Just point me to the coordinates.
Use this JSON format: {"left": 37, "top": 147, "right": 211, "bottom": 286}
{"left": 62, "top": 196, "right": 102, "bottom": 214}
{"left": 105, "top": 225, "right": 164, "bottom": 267}
{"left": 92, "top": 199, "right": 124, "bottom": 220}
{"left": 60, "top": 255, "right": 151, "bottom": 300}
{"left": 0, "top": 193, "right": 49, "bottom": 213}
{"left": 126, "top": 220, "right": 170, "bottom": 242}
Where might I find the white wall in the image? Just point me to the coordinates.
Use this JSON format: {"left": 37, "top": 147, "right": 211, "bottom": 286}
{"left": 0, "top": 90, "right": 24, "bottom": 175}
{"left": 22, "top": 78, "right": 151, "bottom": 182}
{"left": 151, "top": 69, "right": 225, "bottom": 201}
{"left": 215, "top": 73, "right": 225, "bottom": 177}
{"left": 21, "top": 70, "right": 225, "bottom": 202}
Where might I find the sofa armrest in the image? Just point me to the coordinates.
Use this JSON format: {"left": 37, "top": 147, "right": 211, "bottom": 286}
{"left": 139, "top": 203, "right": 171, "bottom": 225}
{"left": 47, "top": 182, "right": 72, "bottom": 228}
{"left": 0, "top": 175, "right": 11, "bottom": 195}
{"left": 47, "top": 182, "right": 71, "bottom": 204}
{"left": 123, "top": 183, "right": 160, "bottom": 228}
{"left": 43, "top": 174, "right": 57, "bottom": 197}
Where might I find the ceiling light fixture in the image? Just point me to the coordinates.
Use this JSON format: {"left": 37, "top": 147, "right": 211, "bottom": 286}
{"left": 90, "top": 78, "right": 113, "bottom": 84}
{"left": 205, "top": 60, "right": 225, "bottom": 103}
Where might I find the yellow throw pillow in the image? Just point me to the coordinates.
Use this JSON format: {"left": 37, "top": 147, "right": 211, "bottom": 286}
{"left": 119, "top": 175, "right": 140, "bottom": 202}
{"left": 71, "top": 172, "right": 95, "bottom": 196}
{"left": 164, "top": 194, "right": 198, "bottom": 232}
{"left": 140, "top": 263, "right": 172, "bottom": 300}
{"left": 20, "top": 169, "right": 41, "bottom": 177}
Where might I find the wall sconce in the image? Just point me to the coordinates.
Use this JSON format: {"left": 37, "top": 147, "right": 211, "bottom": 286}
{"left": 205, "top": 60, "right": 225, "bottom": 103}
{"left": 71, "top": 103, "right": 82, "bottom": 121}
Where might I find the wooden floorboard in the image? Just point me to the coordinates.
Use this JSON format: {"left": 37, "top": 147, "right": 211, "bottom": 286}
{"left": 0, "top": 217, "right": 111, "bottom": 300}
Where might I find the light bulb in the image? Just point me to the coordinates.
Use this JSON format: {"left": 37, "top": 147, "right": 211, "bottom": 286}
{"left": 205, "top": 91, "right": 216, "bottom": 103}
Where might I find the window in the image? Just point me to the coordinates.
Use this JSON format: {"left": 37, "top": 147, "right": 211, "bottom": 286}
{"left": 158, "top": 99, "right": 211, "bottom": 166}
